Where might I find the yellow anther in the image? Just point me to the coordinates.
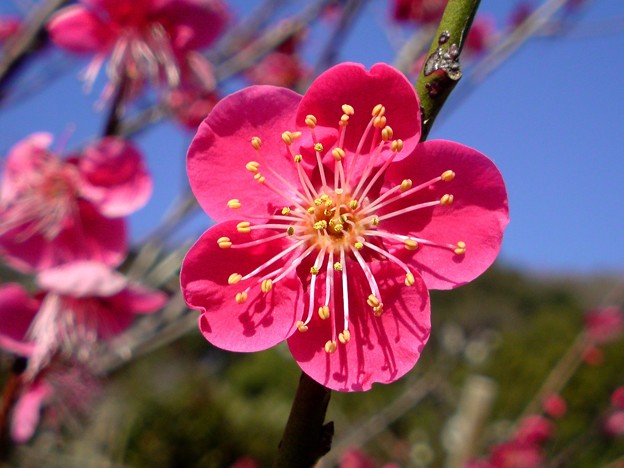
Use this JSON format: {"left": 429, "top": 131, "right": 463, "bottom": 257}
{"left": 305, "top": 115, "right": 317, "bottom": 128}
{"left": 454, "top": 241, "right": 466, "bottom": 255}
{"left": 324, "top": 340, "right": 337, "bottom": 353}
{"left": 227, "top": 199, "right": 241, "bottom": 209}
{"left": 391, "top": 139, "right": 404, "bottom": 152}
{"left": 287, "top": 226, "right": 295, "bottom": 236}
{"left": 228, "top": 273, "right": 242, "bottom": 285}
{"left": 313, "top": 220, "right": 327, "bottom": 230}
{"left": 318, "top": 305, "right": 330, "bottom": 320}
{"left": 281, "top": 131, "right": 294, "bottom": 145}
{"left": 374, "top": 115, "right": 387, "bottom": 129}
{"left": 250, "top": 137, "right": 262, "bottom": 150}
{"left": 373, "top": 305, "right": 384, "bottom": 316}
{"left": 400, "top": 179, "right": 412, "bottom": 192}
{"left": 381, "top": 126, "right": 393, "bottom": 141}
{"left": 307, "top": 206, "right": 315, "bottom": 214}
{"left": 282, "top": 207, "right": 291, "bottom": 215}
{"left": 333, "top": 223, "right": 344, "bottom": 232}
{"left": 372, "top": 104, "right": 385, "bottom": 117}
{"left": 217, "top": 237, "right": 232, "bottom": 249}
{"left": 339, "top": 114, "right": 350, "bottom": 126}
{"left": 342, "top": 104, "right": 354, "bottom": 115}
{"left": 340, "top": 214, "right": 348, "bottom": 222}
{"left": 324, "top": 199, "right": 333, "bottom": 207}
{"left": 334, "top": 262, "right": 343, "bottom": 272}
{"left": 314, "top": 198, "right": 322, "bottom": 206}
{"left": 338, "top": 330, "right": 351, "bottom": 344}
{"left": 441, "top": 170, "right": 455, "bottom": 182}
{"left": 320, "top": 194, "right": 329, "bottom": 200}
{"left": 310, "top": 266, "right": 319, "bottom": 275}
{"left": 367, "top": 294, "right": 380, "bottom": 308}
{"left": 261, "top": 279, "right": 273, "bottom": 293}
{"left": 371, "top": 216, "right": 379, "bottom": 226}
{"left": 405, "top": 272, "right": 415, "bottom": 287}
{"left": 323, "top": 209, "right": 332, "bottom": 217}
{"left": 349, "top": 200, "right": 359, "bottom": 209}
{"left": 236, "top": 221, "right": 251, "bottom": 233}
{"left": 294, "top": 154, "right": 303, "bottom": 163}
{"left": 440, "top": 194, "right": 454, "bottom": 205}
{"left": 245, "top": 161, "right": 260, "bottom": 173}
{"left": 253, "top": 173, "right": 266, "bottom": 183}
{"left": 354, "top": 241, "right": 364, "bottom": 250}
{"left": 332, "top": 148, "right": 346, "bottom": 161}
{"left": 296, "top": 321, "right": 308, "bottom": 332}
{"left": 404, "top": 239, "right": 419, "bottom": 251}
{"left": 235, "top": 291, "right": 248, "bottom": 304}
{"left": 314, "top": 143, "right": 324, "bottom": 153}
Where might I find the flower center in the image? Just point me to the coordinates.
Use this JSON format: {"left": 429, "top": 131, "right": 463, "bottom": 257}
{"left": 218, "top": 103, "right": 465, "bottom": 353}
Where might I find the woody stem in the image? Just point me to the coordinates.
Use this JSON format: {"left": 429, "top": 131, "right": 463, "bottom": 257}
{"left": 273, "top": 372, "right": 333, "bottom": 467}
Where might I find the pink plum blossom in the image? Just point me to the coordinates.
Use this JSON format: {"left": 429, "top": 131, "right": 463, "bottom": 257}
{"left": 611, "top": 386, "right": 624, "bottom": 409}
{"left": 542, "top": 393, "right": 567, "bottom": 419}
{"left": 0, "top": 133, "right": 152, "bottom": 272}
{"left": 181, "top": 62, "right": 508, "bottom": 391}
{"left": 47, "top": 0, "right": 228, "bottom": 98}
{"left": 584, "top": 306, "right": 624, "bottom": 344}
{"left": 0, "top": 261, "right": 166, "bottom": 376}
{"left": 0, "top": 16, "right": 21, "bottom": 42}
{"left": 392, "top": 0, "right": 448, "bottom": 24}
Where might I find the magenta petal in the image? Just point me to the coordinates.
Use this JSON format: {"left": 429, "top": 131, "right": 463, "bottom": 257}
{"left": 11, "top": 380, "right": 52, "bottom": 443}
{"left": 47, "top": 5, "right": 115, "bottom": 54}
{"left": 383, "top": 140, "right": 509, "bottom": 289}
{"left": 77, "top": 137, "right": 153, "bottom": 217}
{"left": 107, "top": 285, "right": 167, "bottom": 314}
{"left": 296, "top": 63, "right": 421, "bottom": 160}
{"left": 1, "top": 133, "right": 53, "bottom": 201}
{"left": 181, "top": 220, "right": 304, "bottom": 352}
{"left": 288, "top": 263, "right": 431, "bottom": 392}
{"left": 187, "top": 86, "right": 302, "bottom": 222}
{"left": 37, "top": 261, "right": 128, "bottom": 297}
{"left": 0, "top": 284, "right": 38, "bottom": 356}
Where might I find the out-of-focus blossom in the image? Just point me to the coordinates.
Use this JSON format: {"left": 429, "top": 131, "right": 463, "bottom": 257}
{"left": 611, "top": 386, "right": 624, "bottom": 409}
{"left": 581, "top": 345, "right": 604, "bottom": 366}
{"left": 0, "top": 262, "right": 166, "bottom": 376}
{"left": 465, "top": 15, "right": 497, "bottom": 57}
{"left": 340, "top": 448, "right": 376, "bottom": 468}
{"left": 543, "top": 394, "right": 567, "bottom": 419}
{"left": 584, "top": 307, "right": 624, "bottom": 344}
{"left": 604, "top": 411, "right": 624, "bottom": 437}
{"left": 507, "top": 2, "right": 534, "bottom": 29}
{"left": 392, "top": 0, "right": 448, "bottom": 24}
{"left": 0, "top": 15, "right": 21, "bottom": 42}
{"left": 488, "top": 440, "right": 544, "bottom": 468}
{"left": 181, "top": 62, "right": 509, "bottom": 391}
{"left": 0, "top": 133, "right": 152, "bottom": 272}
{"left": 515, "top": 415, "right": 553, "bottom": 445}
{"left": 166, "top": 86, "right": 220, "bottom": 130}
{"left": 47, "top": 0, "right": 228, "bottom": 98}
{"left": 11, "top": 377, "right": 53, "bottom": 443}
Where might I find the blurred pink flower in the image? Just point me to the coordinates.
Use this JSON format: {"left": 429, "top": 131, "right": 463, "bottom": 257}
{"left": 0, "top": 133, "right": 152, "bottom": 272}
{"left": 604, "top": 411, "right": 624, "bottom": 437}
{"left": 465, "top": 15, "right": 497, "bottom": 56}
{"left": 10, "top": 377, "right": 52, "bottom": 443}
{"left": 611, "top": 386, "right": 624, "bottom": 409}
{"left": 488, "top": 440, "right": 544, "bottom": 468}
{"left": 246, "top": 52, "right": 308, "bottom": 88}
{"left": 181, "top": 62, "right": 509, "bottom": 391}
{"left": 507, "top": 2, "right": 534, "bottom": 29}
{"left": 581, "top": 344, "right": 604, "bottom": 366}
{"left": 0, "top": 15, "right": 21, "bottom": 42}
{"left": 392, "top": 0, "right": 448, "bottom": 24}
{"left": 166, "top": 86, "right": 220, "bottom": 130}
{"left": 584, "top": 306, "right": 624, "bottom": 344}
{"left": 542, "top": 393, "right": 567, "bottom": 419}
{"left": 515, "top": 415, "right": 553, "bottom": 445}
{"left": 0, "top": 262, "right": 166, "bottom": 376}
{"left": 47, "top": 0, "right": 228, "bottom": 96}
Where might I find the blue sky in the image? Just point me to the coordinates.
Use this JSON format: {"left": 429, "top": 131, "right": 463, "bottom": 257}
{"left": 1, "top": 0, "right": 623, "bottom": 275}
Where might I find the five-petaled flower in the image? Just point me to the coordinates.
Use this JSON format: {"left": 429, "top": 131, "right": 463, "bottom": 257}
{"left": 181, "top": 62, "right": 509, "bottom": 391}
{"left": 47, "top": 0, "right": 228, "bottom": 98}
{"left": 0, "top": 133, "right": 152, "bottom": 273}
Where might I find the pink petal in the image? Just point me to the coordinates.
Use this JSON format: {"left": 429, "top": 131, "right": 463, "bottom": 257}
{"left": 47, "top": 5, "right": 116, "bottom": 54}
{"left": 155, "top": 0, "right": 229, "bottom": 52}
{"left": 181, "top": 220, "right": 304, "bottom": 352}
{"left": 0, "top": 284, "right": 38, "bottom": 356}
{"left": 77, "top": 137, "right": 153, "bottom": 217}
{"left": 296, "top": 63, "right": 422, "bottom": 162}
{"left": 382, "top": 140, "right": 509, "bottom": 289}
{"left": 288, "top": 262, "right": 431, "bottom": 392}
{"left": 0, "top": 200, "right": 127, "bottom": 272}
{"left": 37, "top": 261, "right": 128, "bottom": 297}
{"left": 187, "top": 86, "right": 302, "bottom": 223}
{"left": 1, "top": 133, "right": 53, "bottom": 201}
{"left": 107, "top": 284, "right": 167, "bottom": 314}
{"left": 11, "top": 380, "right": 53, "bottom": 443}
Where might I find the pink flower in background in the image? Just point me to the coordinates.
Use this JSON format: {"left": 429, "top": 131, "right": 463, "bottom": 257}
{"left": 584, "top": 306, "right": 624, "bottom": 344}
{"left": 181, "top": 62, "right": 509, "bottom": 391}
{"left": 611, "top": 387, "right": 624, "bottom": 409}
{"left": 515, "top": 415, "right": 553, "bottom": 445}
{"left": 0, "top": 261, "right": 166, "bottom": 376}
{"left": 47, "top": 0, "right": 228, "bottom": 96}
{"left": 543, "top": 393, "right": 567, "bottom": 419}
{"left": 465, "top": 15, "right": 497, "bottom": 56}
{"left": 166, "top": 86, "right": 220, "bottom": 130}
{"left": 604, "top": 411, "right": 624, "bottom": 437}
{"left": 0, "top": 16, "right": 21, "bottom": 42}
{"left": 392, "top": 0, "right": 448, "bottom": 24}
{"left": 0, "top": 133, "right": 152, "bottom": 272}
